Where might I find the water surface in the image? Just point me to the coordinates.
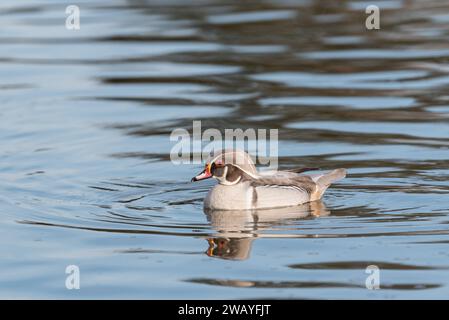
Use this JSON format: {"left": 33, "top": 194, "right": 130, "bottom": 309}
{"left": 1, "top": 0, "right": 449, "bottom": 299}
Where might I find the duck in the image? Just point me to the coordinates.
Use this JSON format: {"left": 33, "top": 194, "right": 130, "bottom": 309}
{"left": 191, "top": 149, "right": 346, "bottom": 210}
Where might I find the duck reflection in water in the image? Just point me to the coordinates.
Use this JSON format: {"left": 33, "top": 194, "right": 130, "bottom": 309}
{"left": 204, "top": 201, "right": 330, "bottom": 260}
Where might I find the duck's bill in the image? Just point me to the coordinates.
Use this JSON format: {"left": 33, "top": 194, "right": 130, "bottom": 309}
{"left": 191, "top": 169, "right": 212, "bottom": 182}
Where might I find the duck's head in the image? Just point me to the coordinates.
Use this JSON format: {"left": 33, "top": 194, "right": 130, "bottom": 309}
{"left": 191, "top": 149, "right": 258, "bottom": 185}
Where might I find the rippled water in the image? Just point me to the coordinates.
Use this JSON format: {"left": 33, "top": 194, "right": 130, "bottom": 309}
{"left": 1, "top": 0, "right": 449, "bottom": 299}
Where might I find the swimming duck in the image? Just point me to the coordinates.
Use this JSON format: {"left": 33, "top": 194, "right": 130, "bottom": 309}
{"left": 191, "top": 149, "right": 346, "bottom": 210}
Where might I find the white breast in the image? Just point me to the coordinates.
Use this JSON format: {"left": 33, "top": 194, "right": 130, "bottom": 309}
{"left": 204, "top": 182, "right": 253, "bottom": 210}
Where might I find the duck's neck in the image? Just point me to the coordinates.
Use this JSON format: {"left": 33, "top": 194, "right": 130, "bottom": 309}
{"left": 218, "top": 175, "right": 241, "bottom": 186}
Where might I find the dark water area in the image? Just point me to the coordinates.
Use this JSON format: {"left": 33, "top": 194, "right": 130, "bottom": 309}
{"left": 1, "top": 0, "right": 449, "bottom": 298}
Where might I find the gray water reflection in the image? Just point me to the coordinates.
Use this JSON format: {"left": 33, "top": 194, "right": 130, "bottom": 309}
{"left": 205, "top": 202, "right": 330, "bottom": 260}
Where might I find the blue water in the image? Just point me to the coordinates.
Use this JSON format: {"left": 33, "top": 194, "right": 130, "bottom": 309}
{"left": 1, "top": 0, "right": 449, "bottom": 299}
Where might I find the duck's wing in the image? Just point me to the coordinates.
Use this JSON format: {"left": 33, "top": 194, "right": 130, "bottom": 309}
{"left": 284, "top": 167, "right": 320, "bottom": 174}
{"left": 250, "top": 175, "right": 317, "bottom": 194}
{"left": 257, "top": 167, "right": 319, "bottom": 179}
{"left": 246, "top": 169, "right": 347, "bottom": 207}
{"left": 246, "top": 175, "right": 317, "bottom": 208}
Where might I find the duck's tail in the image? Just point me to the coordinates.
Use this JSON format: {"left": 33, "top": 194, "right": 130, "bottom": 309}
{"left": 311, "top": 168, "right": 347, "bottom": 200}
